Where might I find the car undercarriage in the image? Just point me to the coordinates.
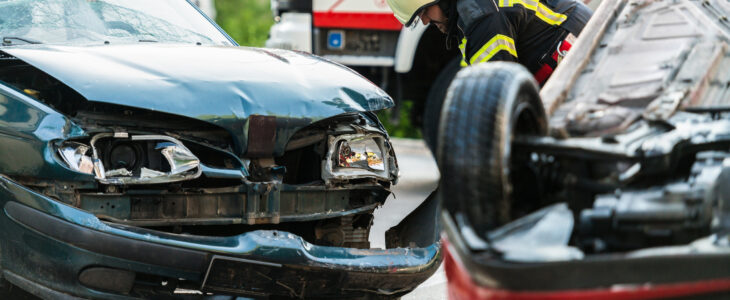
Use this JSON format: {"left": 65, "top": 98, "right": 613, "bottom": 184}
{"left": 439, "top": 0, "right": 730, "bottom": 297}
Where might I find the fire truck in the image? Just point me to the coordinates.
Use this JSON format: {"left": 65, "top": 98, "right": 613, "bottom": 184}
{"left": 265, "top": 0, "right": 601, "bottom": 148}
{"left": 266, "top": 0, "right": 459, "bottom": 148}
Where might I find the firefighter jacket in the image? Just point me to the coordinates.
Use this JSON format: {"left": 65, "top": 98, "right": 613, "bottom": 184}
{"left": 456, "top": 0, "right": 592, "bottom": 75}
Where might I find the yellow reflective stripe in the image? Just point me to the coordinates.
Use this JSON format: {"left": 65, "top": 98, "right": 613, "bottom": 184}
{"left": 534, "top": 1, "right": 568, "bottom": 25}
{"left": 459, "top": 38, "right": 468, "bottom": 67}
{"left": 459, "top": 38, "right": 467, "bottom": 57}
{"left": 499, "top": 0, "right": 567, "bottom": 26}
{"left": 469, "top": 34, "right": 517, "bottom": 64}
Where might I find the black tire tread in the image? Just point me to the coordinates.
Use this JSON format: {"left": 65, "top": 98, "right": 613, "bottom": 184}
{"left": 437, "top": 62, "right": 546, "bottom": 233}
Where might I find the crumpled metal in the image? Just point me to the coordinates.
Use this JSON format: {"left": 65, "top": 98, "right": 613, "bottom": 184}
{"left": 2, "top": 45, "right": 394, "bottom": 157}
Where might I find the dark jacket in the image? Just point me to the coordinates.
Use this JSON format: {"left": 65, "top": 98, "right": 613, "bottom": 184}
{"left": 456, "top": 0, "right": 592, "bottom": 74}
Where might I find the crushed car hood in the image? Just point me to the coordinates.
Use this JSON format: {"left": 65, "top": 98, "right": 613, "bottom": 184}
{"left": 1, "top": 44, "right": 393, "bottom": 156}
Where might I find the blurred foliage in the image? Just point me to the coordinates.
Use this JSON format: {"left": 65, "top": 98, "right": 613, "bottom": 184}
{"left": 215, "top": 0, "right": 273, "bottom": 47}
{"left": 378, "top": 100, "right": 422, "bottom": 139}
{"left": 214, "top": 0, "right": 422, "bottom": 138}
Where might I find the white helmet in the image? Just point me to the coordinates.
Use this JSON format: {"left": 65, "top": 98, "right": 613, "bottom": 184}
{"left": 385, "top": 0, "right": 439, "bottom": 26}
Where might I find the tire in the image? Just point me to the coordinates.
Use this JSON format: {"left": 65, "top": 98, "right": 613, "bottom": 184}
{"left": 437, "top": 62, "right": 548, "bottom": 234}
{"left": 422, "top": 57, "right": 462, "bottom": 154}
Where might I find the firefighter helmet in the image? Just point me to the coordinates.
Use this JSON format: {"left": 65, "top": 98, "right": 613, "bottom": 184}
{"left": 385, "top": 0, "right": 439, "bottom": 26}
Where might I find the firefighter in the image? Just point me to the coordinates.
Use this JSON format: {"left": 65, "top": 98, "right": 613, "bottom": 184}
{"left": 385, "top": 0, "right": 592, "bottom": 84}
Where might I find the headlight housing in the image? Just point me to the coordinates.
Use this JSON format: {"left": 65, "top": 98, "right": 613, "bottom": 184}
{"left": 57, "top": 133, "right": 202, "bottom": 185}
{"left": 58, "top": 142, "right": 95, "bottom": 175}
{"left": 322, "top": 133, "right": 397, "bottom": 183}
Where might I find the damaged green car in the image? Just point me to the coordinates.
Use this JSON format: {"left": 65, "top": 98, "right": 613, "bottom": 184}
{"left": 0, "top": 0, "right": 440, "bottom": 298}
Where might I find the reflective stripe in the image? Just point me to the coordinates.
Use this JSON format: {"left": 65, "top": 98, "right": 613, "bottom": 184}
{"left": 499, "top": 0, "right": 567, "bottom": 26}
{"left": 469, "top": 34, "right": 517, "bottom": 64}
{"left": 459, "top": 38, "right": 468, "bottom": 67}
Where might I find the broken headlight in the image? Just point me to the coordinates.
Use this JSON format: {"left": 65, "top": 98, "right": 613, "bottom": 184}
{"left": 322, "top": 134, "right": 396, "bottom": 182}
{"left": 58, "top": 142, "right": 95, "bottom": 175}
{"left": 57, "top": 133, "right": 202, "bottom": 184}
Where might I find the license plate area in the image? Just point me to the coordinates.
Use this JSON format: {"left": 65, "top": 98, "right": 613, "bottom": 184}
{"left": 201, "top": 255, "right": 343, "bottom": 297}
{"left": 201, "top": 255, "right": 283, "bottom": 297}
{"left": 315, "top": 29, "right": 398, "bottom": 56}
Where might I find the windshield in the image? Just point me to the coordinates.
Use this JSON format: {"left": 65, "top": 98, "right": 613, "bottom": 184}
{"left": 0, "top": 0, "right": 232, "bottom": 45}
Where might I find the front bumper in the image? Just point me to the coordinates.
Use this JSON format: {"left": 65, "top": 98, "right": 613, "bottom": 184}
{"left": 0, "top": 176, "right": 440, "bottom": 299}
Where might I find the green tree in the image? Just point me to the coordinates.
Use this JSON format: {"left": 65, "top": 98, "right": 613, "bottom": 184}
{"left": 215, "top": 0, "right": 273, "bottom": 47}
{"left": 377, "top": 100, "right": 422, "bottom": 139}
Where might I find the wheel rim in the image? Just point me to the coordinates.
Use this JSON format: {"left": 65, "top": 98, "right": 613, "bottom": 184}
{"left": 503, "top": 94, "right": 546, "bottom": 222}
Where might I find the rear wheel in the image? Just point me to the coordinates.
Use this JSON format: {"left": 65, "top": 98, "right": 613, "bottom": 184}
{"left": 437, "top": 62, "right": 548, "bottom": 234}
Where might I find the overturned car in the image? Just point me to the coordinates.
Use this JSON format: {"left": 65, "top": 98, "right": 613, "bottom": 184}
{"left": 439, "top": 0, "right": 730, "bottom": 299}
{"left": 0, "top": 0, "right": 440, "bottom": 298}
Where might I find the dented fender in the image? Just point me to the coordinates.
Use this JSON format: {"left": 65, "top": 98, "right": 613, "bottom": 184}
{"left": 0, "top": 80, "right": 92, "bottom": 182}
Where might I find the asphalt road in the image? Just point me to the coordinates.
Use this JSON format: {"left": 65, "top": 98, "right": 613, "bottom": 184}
{"left": 369, "top": 138, "right": 447, "bottom": 300}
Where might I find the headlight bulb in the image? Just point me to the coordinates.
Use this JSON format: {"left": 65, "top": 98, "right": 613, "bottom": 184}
{"left": 335, "top": 138, "right": 384, "bottom": 172}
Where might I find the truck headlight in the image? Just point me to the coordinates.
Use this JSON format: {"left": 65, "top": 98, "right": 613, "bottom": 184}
{"left": 322, "top": 134, "right": 396, "bottom": 182}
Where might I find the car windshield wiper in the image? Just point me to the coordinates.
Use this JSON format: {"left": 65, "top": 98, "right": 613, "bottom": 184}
{"left": 2, "top": 36, "right": 43, "bottom": 46}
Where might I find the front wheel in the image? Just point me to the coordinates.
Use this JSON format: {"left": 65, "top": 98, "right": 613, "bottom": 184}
{"left": 437, "top": 62, "right": 548, "bottom": 234}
